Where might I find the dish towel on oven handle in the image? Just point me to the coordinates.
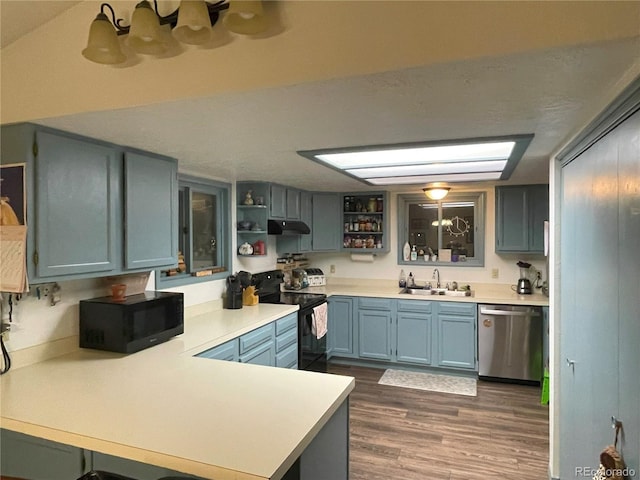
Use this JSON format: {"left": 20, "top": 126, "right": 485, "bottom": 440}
{"left": 312, "top": 303, "right": 328, "bottom": 339}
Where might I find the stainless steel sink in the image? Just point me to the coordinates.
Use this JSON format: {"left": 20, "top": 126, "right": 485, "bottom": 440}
{"left": 399, "top": 287, "right": 473, "bottom": 297}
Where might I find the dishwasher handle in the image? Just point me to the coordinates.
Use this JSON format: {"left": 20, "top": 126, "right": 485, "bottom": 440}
{"left": 479, "top": 308, "right": 541, "bottom": 317}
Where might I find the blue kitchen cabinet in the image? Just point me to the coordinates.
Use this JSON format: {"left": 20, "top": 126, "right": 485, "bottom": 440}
{"left": 286, "top": 187, "right": 301, "bottom": 220}
{"left": 34, "top": 129, "right": 121, "bottom": 278}
{"left": 1, "top": 123, "right": 179, "bottom": 283}
{"left": 124, "top": 151, "right": 178, "bottom": 270}
{"left": 196, "top": 315, "right": 297, "bottom": 369}
{"left": 0, "top": 429, "right": 89, "bottom": 480}
{"left": 311, "top": 193, "right": 341, "bottom": 251}
{"left": 239, "top": 322, "right": 276, "bottom": 366}
{"left": 270, "top": 183, "right": 287, "bottom": 219}
{"left": 240, "top": 341, "right": 276, "bottom": 366}
{"left": 396, "top": 300, "right": 433, "bottom": 365}
{"left": 357, "top": 298, "right": 393, "bottom": 361}
{"left": 196, "top": 338, "right": 239, "bottom": 362}
{"left": 298, "top": 191, "right": 313, "bottom": 251}
{"left": 276, "top": 190, "right": 313, "bottom": 254}
{"left": 328, "top": 297, "right": 476, "bottom": 372}
{"left": 328, "top": 296, "right": 355, "bottom": 358}
{"left": 277, "top": 191, "right": 341, "bottom": 254}
{"left": 270, "top": 183, "right": 300, "bottom": 220}
{"left": 495, "top": 184, "right": 549, "bottom": 254}
{"left": 275, "top": 312, "right": 299, "bottom": 369}
{"left": 436, "top": 302, "right": 477, "bottom": 370}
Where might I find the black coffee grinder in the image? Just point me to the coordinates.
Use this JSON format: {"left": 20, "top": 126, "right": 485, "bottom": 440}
{"left": 224, "top": 271, "right": 252, "bottom": 309}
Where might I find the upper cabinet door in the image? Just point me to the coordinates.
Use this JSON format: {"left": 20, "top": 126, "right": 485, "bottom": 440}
{"left": 312, "top": 193, "right": 341, "bottom": 251}
{"left": 286, "top": 188, "right": 300, "bottom": 220}
{"left": 124, "top": 152, "right": 178, "bottom": 270}
{"left": 270, "top": 184, "right": 287, "bottom": 219}
{"left": 495, "top": 185, "right": 548, "bottom": 254}
{"left": 35, "top": 131, "right": 120, "bottom": 278}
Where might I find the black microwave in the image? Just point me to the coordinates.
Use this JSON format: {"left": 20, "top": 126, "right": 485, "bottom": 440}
{"left": 79, "top": 291, "right": 184, "bottom": 354}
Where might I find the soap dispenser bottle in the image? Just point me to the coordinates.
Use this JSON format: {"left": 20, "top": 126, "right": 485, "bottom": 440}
{"left": 410, "top": 244, "right": 417, "bottom": 261}
{"left": 408, "top": 272, "right": 415, "bottom": 287}
{"left": 403, "top": 241, "right": 411, "bottom": 261}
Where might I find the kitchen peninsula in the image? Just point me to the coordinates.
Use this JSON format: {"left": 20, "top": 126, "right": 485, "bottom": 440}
{"left": 0, "top": 303, "right": 354, "bottom": 480}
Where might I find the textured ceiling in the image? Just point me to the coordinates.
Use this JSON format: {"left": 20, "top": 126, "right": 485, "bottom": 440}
{"left": 37, "top": 36, "right": 640, "bottom": 192}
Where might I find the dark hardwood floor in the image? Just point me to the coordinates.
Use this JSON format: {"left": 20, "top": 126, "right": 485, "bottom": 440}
{"left": 328, "top": 363, "right": 549, "bottom": 480}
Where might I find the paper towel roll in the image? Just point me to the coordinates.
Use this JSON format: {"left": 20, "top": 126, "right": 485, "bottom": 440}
{"left": 350, "top": 253, "right": 375, "bottom": 263}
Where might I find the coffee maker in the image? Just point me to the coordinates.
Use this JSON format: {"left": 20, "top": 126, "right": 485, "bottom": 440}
{"left": 516, "top": 261, "right": 533, "bottom": 294}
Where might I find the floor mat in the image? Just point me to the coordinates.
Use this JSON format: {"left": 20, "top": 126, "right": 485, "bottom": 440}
{"left": 378, "top": 369, "right": 477, "bottom": 396}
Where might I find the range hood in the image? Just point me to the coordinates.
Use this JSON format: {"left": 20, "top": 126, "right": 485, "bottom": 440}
{"left": 268, "top": 220, "right": 311, "bottom": 235}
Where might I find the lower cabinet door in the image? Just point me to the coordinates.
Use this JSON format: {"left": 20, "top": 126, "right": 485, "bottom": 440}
{"left": 240, "top": 341, "right": 276, "bottom": 366}
{"left": 396, "top": 311, "right": 433, "bottom": 365}
{"left": 438, "top": 314, "right": 476, "bottom": 369}
{"left": 358, "top": 310, "right": 392, "bottom": 361}
{"left": 0, "top": 429, "right": 87, "bottom": 480}
{"left": 328, "top": 297, "right": 355, "bottom": 357}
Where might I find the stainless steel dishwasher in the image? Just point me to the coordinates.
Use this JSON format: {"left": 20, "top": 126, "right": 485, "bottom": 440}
{"left": 477, "top": 304, "right": 543, "bottom": 383}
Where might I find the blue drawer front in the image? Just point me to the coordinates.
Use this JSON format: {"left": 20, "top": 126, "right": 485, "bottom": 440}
{"left": 276, "top": 328, "right": 298, "bottom": 353}
{"left": 239, "top": 323, "right": 274, "bottom": 354}
{"left": 397, "top": 300, "right": 432, "bottom": 313}
{"left": 196, "top": 339, "right": 238, "bottom": 361}
{"left": 240, "top": 341, "right": 274, "bottom": 366}
{"left": 358, "top": 297, "right": 393, "bottom": 310}
{"left": 276, "top": 343, "right": 298, "bottom": 369}
{"left": 438, "top": 301, "right": 476, "bottom": 316}
{"left": 276, "top": 313, "right": 297, "bottom": 335}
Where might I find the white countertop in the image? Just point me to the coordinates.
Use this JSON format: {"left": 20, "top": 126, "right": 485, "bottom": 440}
{"left": 0, "top": 304, "right": 355, "bottom": 480}
{"left": 304, "top": 279, "right": 549, "bottom": 307}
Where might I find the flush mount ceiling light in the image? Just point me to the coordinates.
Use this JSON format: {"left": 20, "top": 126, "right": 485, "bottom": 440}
{"left": 82, "top": 0, "right": 269, "bottom": 65}
{"left": 423, "top": 184, "right": 451, "bottom": 200}
{"left": 297, "top": 135, "right": 534, "bottom": 186}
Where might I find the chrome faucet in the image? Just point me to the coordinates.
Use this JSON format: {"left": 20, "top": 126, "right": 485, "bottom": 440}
{"left": 432, "top": 268, "right": 440, "bottom": 288}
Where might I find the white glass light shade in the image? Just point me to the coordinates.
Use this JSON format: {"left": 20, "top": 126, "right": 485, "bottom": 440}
{"left": 423, "top": 186, "right": 450, "bottom": 200}
{"left": 223, "top": 0, "right": 268, "bottom": 34}
{"left": 128, "top": 0, "right": 168, "bottom": 54}
{"left": 82, "top": 13, "right": 126, "bottom": 64}
{"left": 173, "top": 0, "right": 213, "bottom": 45}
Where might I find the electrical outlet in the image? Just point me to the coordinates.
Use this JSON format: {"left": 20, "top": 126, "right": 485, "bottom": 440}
{"left": 491, "top": 268, "right": 499, "bottom": 279}
{"left": 330, "top": 264, "right": 336, "bottom": 274}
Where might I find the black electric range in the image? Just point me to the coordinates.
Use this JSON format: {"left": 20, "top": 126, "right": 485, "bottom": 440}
{"left": 252, "top": 270, "right": 328, "bottom": 372}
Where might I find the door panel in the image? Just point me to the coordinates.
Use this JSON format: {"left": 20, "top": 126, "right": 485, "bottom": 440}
{"left": 560, "top": 130, "right": 620, "bottom": 478}
{"left": 35, "top": 131, "right": 120, "bottom": 277}
{"left": 124, "top": 152, "right": 178, "bottom": 269}
{"left": 616, "top": 110, "right": 640, "bottom": 473}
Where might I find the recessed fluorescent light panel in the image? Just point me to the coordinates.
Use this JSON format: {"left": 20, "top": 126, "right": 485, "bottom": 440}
{"left": 297, "top": 135, "right": 533, "bottom": 186}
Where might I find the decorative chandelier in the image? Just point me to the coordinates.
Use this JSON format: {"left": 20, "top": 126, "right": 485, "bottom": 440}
{"left": 82, "top": 0, "right": 269, "bottom": 65}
